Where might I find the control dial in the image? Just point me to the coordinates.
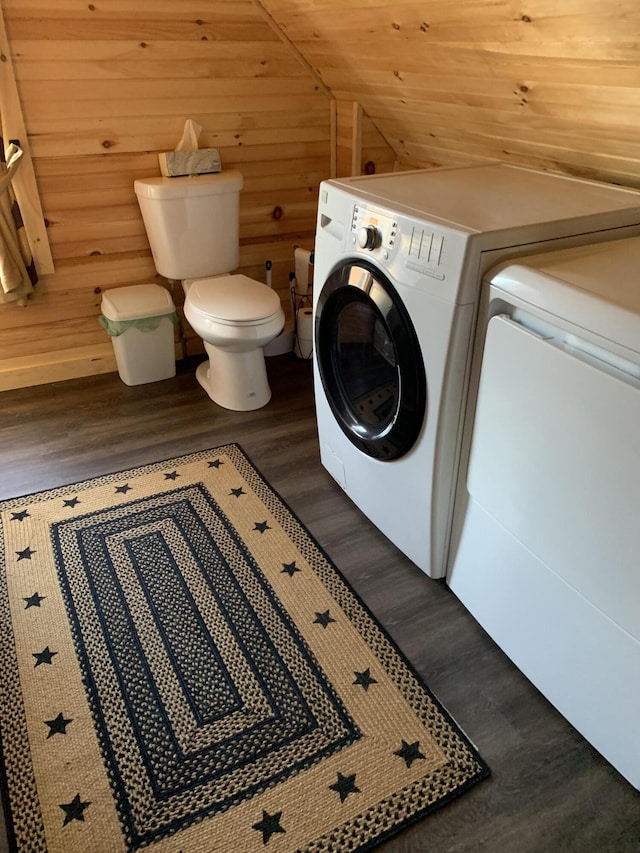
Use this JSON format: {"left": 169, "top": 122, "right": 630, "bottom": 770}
{"left": 357, "top": 225, "right": 380, "bottom": 250}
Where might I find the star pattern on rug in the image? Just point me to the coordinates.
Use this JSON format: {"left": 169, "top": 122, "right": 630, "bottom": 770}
{"left": 10, "top": 510, "right": 29, "bottom": 522}
{"left": 33, "top": 646, "right": 58, "bottom": 667}
{"left": 329, "top": 771, "right": 361, "bottom": 803}
{"left": 45, "top": 712, "right": 73, "bottom": 738}
{"left": 393, "top": 739, "right": 426, "bottom": 768}
{"left": 23, "top": 592, "right": 46, "bottom": 609}
{"left": 59, "top": 794, "right": 90, "bottom": 826}
{"left": 353, "top": 668, "right": 378, "bottom": 691}
{"left": 252, "top": 809, "right": 285, "bottom": 844}
{"left": 314, "top": 609, "right": 336, "bottom": 628}
{"left": 16, "top": 545, "right": 36, "bottom": 561}
{"left": 0, "top": 446, "right": 490, "bottom": 850}
{"left": 281, "top": 560, "right": 301, "bottom": 577}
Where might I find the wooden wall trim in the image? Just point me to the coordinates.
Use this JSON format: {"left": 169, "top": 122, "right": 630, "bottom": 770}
{"left": 330, "top": 100, "right": 337, "bottom": 177}
{"left": 0, "top": 342, "right": 115, "bottom": 392}
{"left": 333, "top": 100, "right": 397, "bottom": 179}
{"left": 350, "top": 102, "right": 363, "bottom": 177}
{"left": 252, "top": 0, "right": 333, "bottom": 99}
{"left": 0, "top": 0, "right": 54, "bottom": 276}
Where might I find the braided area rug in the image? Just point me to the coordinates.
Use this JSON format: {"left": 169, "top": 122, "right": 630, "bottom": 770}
{"left": 0, "top": 444, "right": 488, "bottom": 852}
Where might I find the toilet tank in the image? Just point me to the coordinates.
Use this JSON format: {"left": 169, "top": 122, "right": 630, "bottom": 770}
{"left": 134, "top": 171, "right": 244, "bottom": 280}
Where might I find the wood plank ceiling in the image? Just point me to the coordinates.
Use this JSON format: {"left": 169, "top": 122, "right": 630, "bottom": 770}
{"left": 259, "top": 0, "right": 640, "bottom": 187}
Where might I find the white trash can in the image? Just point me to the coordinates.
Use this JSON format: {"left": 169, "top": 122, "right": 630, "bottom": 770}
{"left": 100, "top": 284, "right": 177, "bottom": 385}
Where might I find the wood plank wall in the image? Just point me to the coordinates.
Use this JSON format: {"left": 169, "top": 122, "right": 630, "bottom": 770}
{"left": 4, "top": 0, "right": 639, "bottom": 390}
{"left": 0, "top": 0, "right": 332, "bottom": 390}
{"left": 262, "top": 0, "right": 640, "bottom": 187}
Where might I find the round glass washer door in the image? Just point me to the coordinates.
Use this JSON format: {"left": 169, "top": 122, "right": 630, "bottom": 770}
{"left": 315, "top": 259, "right": 427, "bottom": 460}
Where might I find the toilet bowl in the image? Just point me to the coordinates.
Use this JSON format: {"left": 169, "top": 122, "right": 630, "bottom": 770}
{"left": 134, "top": 170, "right": 287, "bottom": 411}
{"left": 183, "top": 275, "right": 285, "bottom": 410}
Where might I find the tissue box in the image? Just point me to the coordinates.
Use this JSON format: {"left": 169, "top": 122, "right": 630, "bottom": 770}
{"left": 158, "top": 148, "right": 222, "bottom": 177}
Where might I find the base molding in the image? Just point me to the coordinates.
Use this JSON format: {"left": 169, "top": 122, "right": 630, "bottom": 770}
{"left": 0, "top": 343, "right": 117, "bottom": 391}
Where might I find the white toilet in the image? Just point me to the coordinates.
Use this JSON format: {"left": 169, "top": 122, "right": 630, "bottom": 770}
{"left": 134, "top": 170, "right": 285, "bottom": 411}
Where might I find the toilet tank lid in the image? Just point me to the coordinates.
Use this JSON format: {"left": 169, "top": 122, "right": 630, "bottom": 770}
{"left": 101, "top": 284, "right": 175, "bottom": 321}
{"left": 134, "top": 170, "right": 243, "bottom": 200}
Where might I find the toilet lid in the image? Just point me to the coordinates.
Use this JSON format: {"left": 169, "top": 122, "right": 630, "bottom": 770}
{"left": 186, "top": 275, "right": 281, "bottom": 323}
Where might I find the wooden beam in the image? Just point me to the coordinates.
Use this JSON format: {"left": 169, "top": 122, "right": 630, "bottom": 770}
{"left": 334, "top": 100, "right": 364, "bottom": 177}
{"left": 0, "top": 0, "right": 54, "bottom": 275}
{"left": 330, "top": 100, "right": 337, "bottom": 177}
{"left": 251, "top": 0, "right": 333, "bottom": 99}
{"left": 351, "top": 101, "right": 363, "bottom": 177}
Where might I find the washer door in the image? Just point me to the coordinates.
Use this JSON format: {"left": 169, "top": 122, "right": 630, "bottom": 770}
{"left": 315, "top": 259, "right": 427, "bottom": 460}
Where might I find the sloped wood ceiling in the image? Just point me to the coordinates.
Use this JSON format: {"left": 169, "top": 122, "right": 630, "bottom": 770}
{"left": 259, "top": 0, "right": 640, "bottom": 187}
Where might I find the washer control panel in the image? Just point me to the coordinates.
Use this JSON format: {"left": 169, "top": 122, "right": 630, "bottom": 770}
{"left": 351, "top": 203, "right": 453, "bottom": 283}
{"left": 351, "top": 205, "right": 398, "bottom": 255}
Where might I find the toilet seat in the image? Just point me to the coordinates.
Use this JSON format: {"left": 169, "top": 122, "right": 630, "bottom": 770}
{"left": 185, "top": 274, "right": 281, "bottom": 325}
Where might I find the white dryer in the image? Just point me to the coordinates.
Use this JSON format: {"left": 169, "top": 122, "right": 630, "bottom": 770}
{"left": 447, "top": 236, "right": 640, "bottom": 789}
{"left": 312, "top": 164, "right": 640, "bottom": 579}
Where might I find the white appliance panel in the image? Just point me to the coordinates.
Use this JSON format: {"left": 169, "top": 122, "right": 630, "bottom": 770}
{"left": 465, "top": 315, "right": 640, "bottom": 639}
{"left": 448, "top": 237, "right": 640, "bottom": 789}
{"left": 449, "top": 497, "right": 640, "bottom": 790}
{"left": 314, "top": 165, "right": 640, "bottom": 579}
{"left": 337, "top": 165, "right": 640, "bottom": 234}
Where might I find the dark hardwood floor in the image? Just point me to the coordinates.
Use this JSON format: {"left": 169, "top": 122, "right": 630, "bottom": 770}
{"left": 1, "top": 355, "right": 638, "bottom": 852}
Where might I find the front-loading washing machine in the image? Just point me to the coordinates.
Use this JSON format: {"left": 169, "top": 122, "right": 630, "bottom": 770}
{"left": 313, "top": 163, "right": 640, "bottom": 578}
{"left": 447, "top": 236, "right": 640, "bottom": 788}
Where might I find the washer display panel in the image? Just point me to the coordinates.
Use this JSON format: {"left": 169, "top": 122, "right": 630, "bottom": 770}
{"left": 315, "top": 260, "right": 427, "bottom": 460}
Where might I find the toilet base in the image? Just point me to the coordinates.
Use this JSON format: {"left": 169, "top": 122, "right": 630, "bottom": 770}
{"left": 195, "top": 345, "right": 272, "bottom": 411}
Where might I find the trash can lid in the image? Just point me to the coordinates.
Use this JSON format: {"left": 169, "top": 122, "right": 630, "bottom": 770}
{"left": 101, "top": 284, "right": 175, "bottom": 321}
{"left": 134, "top": 170, "right": 243, "bottom": 200}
